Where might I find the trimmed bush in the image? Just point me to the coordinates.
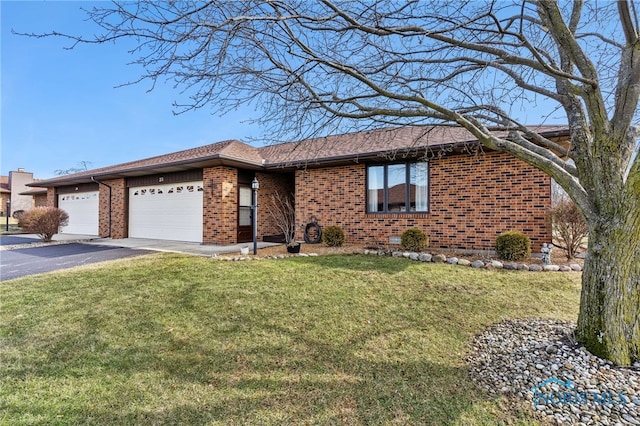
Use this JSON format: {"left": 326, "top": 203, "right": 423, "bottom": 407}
{"left": 401, "top": 228, "right": 429, "bottom": 252}
{"left": 322, "top": 225, "right": 345, "bottom": 247}
{"left": 495, "top": 231, "right": 531, "bottom": 261}
{"left": 18, "top": 207, "right": 69, "bottom": 242}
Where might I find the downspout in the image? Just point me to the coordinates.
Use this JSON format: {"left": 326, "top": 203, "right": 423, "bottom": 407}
{"left": 91, "top": 176, "right": 112, "bottom": 238}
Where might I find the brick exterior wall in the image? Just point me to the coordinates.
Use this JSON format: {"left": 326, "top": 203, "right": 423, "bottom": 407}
{"left": 47, "top": 188, "right": 56, "bottom": 207}
{"left": 34, "top": 193, "right": 47, "bottom": 207}
{"left": 98, "top": 178, "right": 128, "bottom": 239}
{"left": 255, "top": 171, "right": 295, "bottom": 239}
{"left": 203, "top": 166, "right": 238, "bottom": 244}
{"left": 295, "top": 151, "right": 551, "bottom": 251}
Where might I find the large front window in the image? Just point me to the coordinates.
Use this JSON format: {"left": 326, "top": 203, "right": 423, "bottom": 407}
{"left": 367, "top": 162, "right": 429, "bottom": 213}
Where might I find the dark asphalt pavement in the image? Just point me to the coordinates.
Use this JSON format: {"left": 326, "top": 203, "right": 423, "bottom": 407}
{"left": 0, "top": 235, "right": 40, "bottom": 246}
{"left": 0, "top": 243, "right": 151, "bottom": 281}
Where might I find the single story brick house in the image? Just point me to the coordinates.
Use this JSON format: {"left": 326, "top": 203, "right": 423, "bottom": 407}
{"left": 31, "top": 125, "right": 569, "bottom": 251}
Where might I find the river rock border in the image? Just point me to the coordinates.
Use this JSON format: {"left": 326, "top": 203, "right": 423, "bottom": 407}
{"left": 467, "top": 318, "right": 640, "bottom": 425}
{"left": 219, "top": 249, "right": 583, "bottom": 272}
{"left": 362, "top": 249, "right": 582, "bottom": 272}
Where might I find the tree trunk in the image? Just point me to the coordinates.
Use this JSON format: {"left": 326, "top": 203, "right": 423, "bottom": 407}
{"left": 576, "top": 199, "right": 640, "bottom": 366}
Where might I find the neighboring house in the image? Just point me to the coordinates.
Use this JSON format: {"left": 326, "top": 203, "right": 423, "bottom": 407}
{"left": 30, "top": 125, "right": 569, "bottom": 251}
{"left": 0, "top": 177, "right": 10, "bottom": 217}
{"left": 0, "top": 169, "right": 46, "bottom": 217}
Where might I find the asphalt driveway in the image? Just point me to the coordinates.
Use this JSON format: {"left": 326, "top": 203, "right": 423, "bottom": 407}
{"left": 1, "top": 243, "right": 151, "bottom": 281}
{"left": 0, "top": 235, "right": 42, "bottom": 246}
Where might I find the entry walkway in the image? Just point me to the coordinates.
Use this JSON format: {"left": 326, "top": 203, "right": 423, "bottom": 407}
{"left": 1, "top": 234, "right": 281, "bottom": 257}
{"left": 86, "top": 237, "right": 280, "bottom": 257}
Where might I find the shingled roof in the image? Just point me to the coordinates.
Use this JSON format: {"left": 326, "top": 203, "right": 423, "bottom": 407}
{"left": 34, "top": 140, "right": 263, "bottom": 186}
{"left": 33, "top": 125, "right": 569, "bottom": 187}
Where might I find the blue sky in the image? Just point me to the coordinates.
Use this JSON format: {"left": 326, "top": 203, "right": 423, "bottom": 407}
{"left": 1, "top": 1, "right": 265, "bottom": 179}
{"left": 5, "top": 2, "right": 630, "bottom": 182}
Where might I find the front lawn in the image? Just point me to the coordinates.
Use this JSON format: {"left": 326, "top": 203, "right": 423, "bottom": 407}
{"left": 0, "top": 254, "right": 580, "bottom": 425}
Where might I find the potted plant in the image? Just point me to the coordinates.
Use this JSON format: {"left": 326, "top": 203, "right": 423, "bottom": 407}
{"left": 265, "top": 191, "right": 300, "bottom": 253}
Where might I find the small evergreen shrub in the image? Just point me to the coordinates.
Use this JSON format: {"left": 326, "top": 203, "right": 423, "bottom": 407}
{"left": 18, "top": 207, "right": 69, "bottom": 242}
{"left": 495, "top": 231, "right": 531, "bottom": 261}
{"left": 322, "top": 226, "right": 345, "bottom": 247}
{"left": 401, "top": 228, "right": 429, "bottom": 252}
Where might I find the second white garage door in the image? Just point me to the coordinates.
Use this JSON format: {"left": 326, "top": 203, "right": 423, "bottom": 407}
{"left": 58, "top": 192, "right": 99, "bottom": 235}
{"left": 129, "top": 181, "right": 204, "bottom": 242}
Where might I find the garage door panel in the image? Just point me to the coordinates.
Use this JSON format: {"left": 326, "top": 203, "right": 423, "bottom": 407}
{"left": 129, "top": 182, "right": 203, "bottom": 242}
{"left": 58, "top": 192, "right": 99, "bottom": 235}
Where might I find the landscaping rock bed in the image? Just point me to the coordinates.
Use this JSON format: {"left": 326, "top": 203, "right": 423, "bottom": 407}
{"left": 467, "top": 318, "right": 640, "bottom": 425}
{"left": 361, "top": 249, "right": 582, "bottom": 272}
{"left": 228, "top": 244, "right": 584, "bottom": 273}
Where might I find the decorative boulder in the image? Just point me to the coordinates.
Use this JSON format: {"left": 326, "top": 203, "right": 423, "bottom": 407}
{"left": 433, "top": 254, "right": 447, "bottom": 263}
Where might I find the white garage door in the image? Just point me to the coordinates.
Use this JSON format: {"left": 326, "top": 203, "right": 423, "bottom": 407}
{"left": 58, "top": 192, "right": 99, "bottom": 235}
{"left": 129, "top": 181, "right": 203, "bottom": 242}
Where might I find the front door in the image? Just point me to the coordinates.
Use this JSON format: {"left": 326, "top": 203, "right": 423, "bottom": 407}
{"left": 237, "top": 186, "right": 253, "bottom": 243}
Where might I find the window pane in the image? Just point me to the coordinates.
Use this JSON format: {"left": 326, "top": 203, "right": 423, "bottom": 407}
{"left": 239, "top": 206, "right": 251, "bottom": 226}
{"left": 367, "top": 166, "right": 384, "bottom": 212}
{"left": 387, "top": 164, "right": 407, "bottom": 212}
{"left": 410, "top": 162, "right": 429, "bottom": 212}
{"left": 239, "top": 187, "right": 252, "bottom": 207}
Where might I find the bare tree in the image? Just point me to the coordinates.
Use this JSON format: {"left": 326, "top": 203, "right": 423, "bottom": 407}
{"left": 264, "top": 191, "right": 296, "bottom": 246}
{"left": 548, "top": 198, "right": 589, "bottom": 260}
{"left": 22, "top": 1, "right": 640, "bottom": 365}
{"left": 54, "top": 161, "right": 93, "bottom": 176}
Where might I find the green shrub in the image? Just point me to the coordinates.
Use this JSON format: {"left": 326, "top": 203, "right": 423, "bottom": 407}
{"left": 401, "top": 228, "right": 429, "bottom": 252}
{"left": 495, "top": 231, "right": 531, "bottom": 261}
{"left": 322, "top": 225, "right": 345, "bottom": 247}
{"left": 18, "top": 207, "right": 69, "bottom": 242}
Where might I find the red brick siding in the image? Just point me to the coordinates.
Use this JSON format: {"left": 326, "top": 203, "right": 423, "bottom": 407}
{"left": 47, "top": 188, "right": 56, "bottom": 207}
{"left": 255, "top": 171, "right": 295, "bottom": 240}
{"left": 203, "top": 166, "right": 238, "bottom": 244}
{"left": 295, "top": 151, "right": 551, "bottom": 251}
{"left": 99, "top": 178, "right": 128, "bottom": 239}
{"left": 34, "top": 193, "right": 47, "bottom": 207}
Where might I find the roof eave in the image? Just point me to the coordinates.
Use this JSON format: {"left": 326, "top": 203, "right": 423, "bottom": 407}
{"left": 262, "top": 127, "right": 571, "bottom": 170}
{"left": 30, "top": 155, "right": 265, "bottom": 187}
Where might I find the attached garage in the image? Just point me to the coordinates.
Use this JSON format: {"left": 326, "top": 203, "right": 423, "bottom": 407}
{"left": 128, "top": 181, "right": 204, "bottom": 242}
{"left": 58, "top": 191, "right": 99, "bottom": 235}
